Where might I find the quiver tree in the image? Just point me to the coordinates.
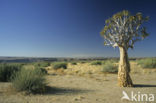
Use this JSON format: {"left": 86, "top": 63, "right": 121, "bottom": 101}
{"left": 100, "top": 10, "right": 149, "bottom": 87}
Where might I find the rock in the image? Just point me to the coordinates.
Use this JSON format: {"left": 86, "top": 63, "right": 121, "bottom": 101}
{"left": 73, "top": 96, "right": 85, "bottom": 101}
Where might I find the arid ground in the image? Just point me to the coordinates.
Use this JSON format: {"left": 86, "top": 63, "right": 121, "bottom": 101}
{"left": 0, "top": 62, "right": 156, "bottom": 103}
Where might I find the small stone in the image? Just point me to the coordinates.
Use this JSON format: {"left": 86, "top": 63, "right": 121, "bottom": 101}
{"left": 73, "top": 96, "right": 85, "bottom": 101}
{"left": 79, "top": 96, "right": 85, "bottom": 99}
{"left": 73, "top": 98, "right": 79, "bottom": 101}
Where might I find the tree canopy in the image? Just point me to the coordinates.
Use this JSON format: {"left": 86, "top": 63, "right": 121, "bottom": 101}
{"left": 100, "top": 10, "right": 149, "bottom": 49}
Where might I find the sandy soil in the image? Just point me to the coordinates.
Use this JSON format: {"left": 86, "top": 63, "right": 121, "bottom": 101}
{"left": 0, "top": 63, "right": 156, "bottom": 103}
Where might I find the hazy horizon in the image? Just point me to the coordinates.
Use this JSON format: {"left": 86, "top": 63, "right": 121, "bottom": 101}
{"left": 0, "top": 55, "right": 155, "bottom": 58}
{"left": 0, "top": 0, "right": 156, "bottom": 57}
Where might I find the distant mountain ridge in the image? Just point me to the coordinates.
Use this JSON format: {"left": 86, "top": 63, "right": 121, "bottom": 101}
{"left": 0, "top": 56, "right": 150, "bottom": 63}
{"left": 0, "top": 56, "right": 114, "bottom": 63}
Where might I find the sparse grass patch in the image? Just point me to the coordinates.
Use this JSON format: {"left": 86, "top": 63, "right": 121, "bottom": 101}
{"left": 91, "top": 61, "right": 102, "bottom": 65}
{"left": 34, "top": 62, "right": 50, "bottom": 68}
{"left": 80, "top": 61, "right": 86, "bottom": 64}
{"left": 102, "top": 59, "right": 119, "bottom": 64}
{"left": 0, "top": 63, "right": 22, "bottom": 82}
{"left": 137, "top": 58, "right": 156, "bottom": 69}
{"left": 52, "top": 62, "right": 67, "bottom": 69}
{"left": 71, "top": 62, "right": 77, "bottom": 65}
{"left": 110, "top": 59, "right": 119, "bottom": 63}
{"left": 11, "top": 68, "right": 47, "bottom": 94}
{"left": 101, "top": 62, "right": 118, "bottom": 73}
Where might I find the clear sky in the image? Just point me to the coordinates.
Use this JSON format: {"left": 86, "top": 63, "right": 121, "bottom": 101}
{"left": 0, "top": 0, "right": 156, "bottom": 57}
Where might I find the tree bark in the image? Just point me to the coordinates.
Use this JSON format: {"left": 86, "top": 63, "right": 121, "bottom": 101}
{"left": 118, "top": 47, "right": 133, "bottom": 87}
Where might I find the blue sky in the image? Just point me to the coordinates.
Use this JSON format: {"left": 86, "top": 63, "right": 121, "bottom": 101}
{"left": 0, "top": 0, "right": 156, "bottom": 57}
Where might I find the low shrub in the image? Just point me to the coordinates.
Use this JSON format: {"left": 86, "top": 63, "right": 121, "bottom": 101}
{"left": 110, "top": 59, "right": 119, "bottom": 63}
{"left": 80, "top": 61, "right": 86, "bottom": 64}
{"left": 34, "top": 67, "right": 48, "bottom": 75}
{"left": 102, "top": 59, "right": 119, "bottom": 64}
{"left": 0, "top": 63, "right": 22, "bottom": 82}
{"left": 137, "top": 58, "right": 156, "bottom": 69}
{"left": 91, "top": 61, "right": 102, "bottom": 65}
{"left": 101, "top": 62, "right": 118, "bottom": 73}
{"left": 52, "top": 62, "right": 67, "bottom": 69}
{"left": 11, "top": 68, "right": 47, "bottom": 94}
{"left": 71, "top": 62, "right": 77, "bottom": 65}
{"left": 34, "top": 62, "right": 50, "bottom": 68}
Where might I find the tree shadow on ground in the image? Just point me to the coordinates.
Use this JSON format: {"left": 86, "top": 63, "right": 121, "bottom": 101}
{"left": 134, "top": 84, "right": 156, "bottom": 88}
{"left": 44, "top": 86, "right": 93, "bottom": 95}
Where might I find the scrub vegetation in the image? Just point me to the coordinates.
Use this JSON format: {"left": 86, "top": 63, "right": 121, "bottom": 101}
{"left": 11, "top": 68, "right": 47, "bottom": 94}
{"left": 101, "top": 61, "right": 118, "bottom": 73}
{"left": 0, "top": 63, "right": 22, "bottom": 82}
{"left": 0, "top": 58, "right": 156, "bottom": 103}
{"left": 52, "top": 62, "right": 67, "bottom": 69}
{"left": 90, "top": 61, "right": 102, "bottom": 65}
{"left": 137, "top": 58, "right": 156, "bottom": 69}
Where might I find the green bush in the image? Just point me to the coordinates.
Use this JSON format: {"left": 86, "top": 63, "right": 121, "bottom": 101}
{"left": 52, "top": 62, "right": 67, "bottom": 69}
{"left": 71, "top": 62, "right": 77, "bottom": 65}
{"left": 34, "top": 62, "right": 50, "bottom": 68}
{"left": 34, "top": 67, "right": 48, "bottom": 75}
{"left": 80, "top": 61, "right": 86, "bottom": 64}
{"left": 110, "top": 59, "right": 119, "bottom": 63}
{"left": 137, "top": 58, "right": 156, "bottom": 69}
{"left": 102, "top": 59, "right": 119, "bottom": 64}
{"left": 91, "top": 61, "right": 102, "bottom": 65}
{"left": 0, "top": 63, "right": 22, "bottom": 82}
{"left": 101, "top": 62, "right": 118, "bottom": 73}
{"left": 11, "top": 68, "right": 47, "bottom": 93}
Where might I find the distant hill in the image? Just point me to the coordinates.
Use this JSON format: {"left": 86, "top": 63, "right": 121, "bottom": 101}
{"left": 0, "top": 56, "right": 113, "bottom": 63}
{"left": 0, "top": 56, "right": 148, "bottom": 63}
{"left": 0, "top": 57, "right": 57, "bottom": 63}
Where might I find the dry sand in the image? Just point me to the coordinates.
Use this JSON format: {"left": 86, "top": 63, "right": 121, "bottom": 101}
{"left": 0, "top": 62, "right": 156, "bottom": 103}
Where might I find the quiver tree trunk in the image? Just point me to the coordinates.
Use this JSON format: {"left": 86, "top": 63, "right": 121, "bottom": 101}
{"left": 118, "top": 47, "right": 133, "bottom": 87}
